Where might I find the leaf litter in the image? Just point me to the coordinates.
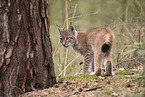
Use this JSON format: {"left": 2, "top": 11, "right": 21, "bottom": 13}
{"left": 20, "top": 70, "right": 145, "bottom": 97}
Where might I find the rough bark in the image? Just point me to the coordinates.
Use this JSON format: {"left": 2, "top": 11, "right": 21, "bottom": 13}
{"left": 0, "top": 0, "right": 56, "bottom": 97}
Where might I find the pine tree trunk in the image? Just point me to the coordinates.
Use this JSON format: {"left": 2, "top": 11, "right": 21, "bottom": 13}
{"left": 0, "top": 0, "right": 56, "bottom": 97}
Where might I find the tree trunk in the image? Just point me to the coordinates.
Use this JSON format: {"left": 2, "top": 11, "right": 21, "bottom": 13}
{"left": 0, "top": 0, "right": 56, "bottom": 97}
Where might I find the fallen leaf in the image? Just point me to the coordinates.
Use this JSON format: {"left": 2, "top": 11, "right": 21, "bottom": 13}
{"left": 111, "top": 93, "right": 118, "bottom": 97}
{"left": 99, "top": 76, "right": 105, "bottom": 79}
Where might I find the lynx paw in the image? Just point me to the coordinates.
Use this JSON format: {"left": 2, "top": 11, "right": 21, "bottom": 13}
{"left": 112, "top": 72, "right": 114, "bottom": 75}
{"left": 104, "top": 71, "right": 114, "bottom": 76}
{"left": 90, "top": 72, "right": 96, "bottom": 75}
{"left": 90, "top": 68, "right": 101, "bottom": 76}
{"left": 74, "top": 72, "right": 80, "bottom": 75}
{"left": 74, "top": 72, "right": 84, "bottom": 75}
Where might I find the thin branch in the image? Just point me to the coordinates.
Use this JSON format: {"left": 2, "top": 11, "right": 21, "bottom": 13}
{"left": 72, "top": 4, "right": 77, "bottom": 17}
{"left": 53, "top": 40, "right": 60, "bottom": 59}
{"left": 59, "top": 55, "right": 79, "bottom": 77}
{"left": 63, "top": 48, "right": 68, "bottom": 76}
{"left": 63, "top": 10, "right": 100, "bottom": 28}
{"left": 65, "top": 0, "right": 69, "bottom": 29}
{"left": 64, "top": 0, "right": 69, "bottom": 76}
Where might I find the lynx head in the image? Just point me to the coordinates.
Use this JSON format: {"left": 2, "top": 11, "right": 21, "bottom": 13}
{"left": 57, "top": 25, "right": 78, "bottom": 47}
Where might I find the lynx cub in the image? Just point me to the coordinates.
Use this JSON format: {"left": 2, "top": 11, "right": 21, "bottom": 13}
{"left": 57, "top": 25, "right": 115, "bottom": 76}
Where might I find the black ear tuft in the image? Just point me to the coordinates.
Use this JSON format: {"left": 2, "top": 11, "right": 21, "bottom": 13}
{"left": 69, "top": 25, "right": 74, "bottom": 31}
{"left": 69, "top": 25, "right": 75, "bottom": 35}
{"left": 57, "top": 25, "right": 63, "bottom": 34}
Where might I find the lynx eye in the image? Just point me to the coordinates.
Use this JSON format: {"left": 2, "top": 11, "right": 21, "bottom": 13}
{"left": 60, "top": 38, "right": 63, "bottom": 41}
{"left": 66, "top": 37, "right": 69, "bottom": 40}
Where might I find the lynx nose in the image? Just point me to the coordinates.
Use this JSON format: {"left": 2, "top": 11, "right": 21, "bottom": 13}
{"left": 63, "top": 44, "right": 69, "bottom": 47}
{"left": 62, "top": 42, "right": 68, "bottom": 47}
{"left": 62, "top": 42, "right": 66, "bottom": 46}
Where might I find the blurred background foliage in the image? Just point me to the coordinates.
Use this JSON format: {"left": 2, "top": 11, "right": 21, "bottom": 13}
{"left": 49, "top": 0, "right": 145, "bottom": 77}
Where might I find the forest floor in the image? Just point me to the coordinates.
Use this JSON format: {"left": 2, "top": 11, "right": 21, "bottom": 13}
{"left": 20, "top": 70, "right": 145, "bottom": 97}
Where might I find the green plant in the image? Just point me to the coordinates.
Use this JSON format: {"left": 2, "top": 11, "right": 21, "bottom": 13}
{"left": 115, "top": 70, "right": 138, "bottom": 75}
{"left": 138, "top": 65, "right": 145, "bottom": 87}
{"left": 124, "top": 42, "right": 145, "bottom": 56}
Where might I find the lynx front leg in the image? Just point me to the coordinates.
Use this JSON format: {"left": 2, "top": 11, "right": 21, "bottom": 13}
{"left": 81, "top": 53, "right": 93, "bottom": 74}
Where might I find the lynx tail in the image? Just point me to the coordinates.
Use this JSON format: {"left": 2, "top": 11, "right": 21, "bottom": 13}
{"left": 101, "top": 43, "right": 111, "bottom": 53}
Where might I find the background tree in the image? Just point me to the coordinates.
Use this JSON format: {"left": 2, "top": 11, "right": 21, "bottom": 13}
{"left": 0, "top": 0, "right": 56, "bottom": 97}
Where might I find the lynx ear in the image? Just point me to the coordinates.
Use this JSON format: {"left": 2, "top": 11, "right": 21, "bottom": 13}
{"left": 69, "top": 25, "right": 76, "bottom": 35}
{"left": 57, "top": 25, "right": 63, "bottom": 34}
